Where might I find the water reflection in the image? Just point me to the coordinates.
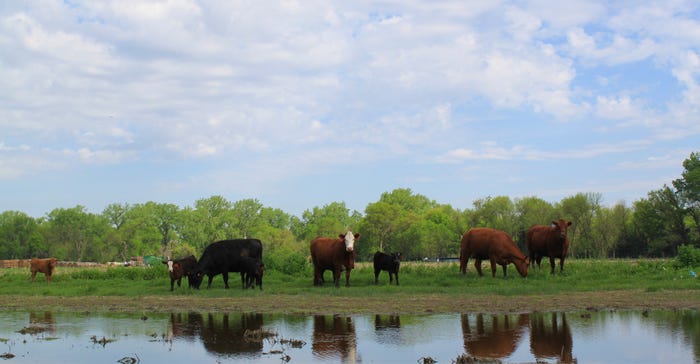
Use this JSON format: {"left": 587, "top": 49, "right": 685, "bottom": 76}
{"left": 461, "top": 313, "right": 529, "bottom": 359}
{"left": 311, "top": 315, "right": 357, "bottom": 362}
{"left": 168, "top": 312, "right": 264, "bottom": 356}
{"left": 530, "top": 312, "right": 574, "bottom": 363}
{"left": 1, "top": 309, "right": 698, "bottom": 363}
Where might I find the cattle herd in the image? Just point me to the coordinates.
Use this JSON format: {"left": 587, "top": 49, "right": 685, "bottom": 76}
{"left": 27, "top": 220, "right": 572, "bottom": 290}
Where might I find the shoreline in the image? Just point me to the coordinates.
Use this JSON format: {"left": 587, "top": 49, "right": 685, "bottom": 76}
{"left": 2, "top": 289, "right": 699, "bottom": 315}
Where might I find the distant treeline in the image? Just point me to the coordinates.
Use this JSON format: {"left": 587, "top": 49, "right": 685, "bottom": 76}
{"left": 1, "top": 152, "right": 698, "bottom": 264}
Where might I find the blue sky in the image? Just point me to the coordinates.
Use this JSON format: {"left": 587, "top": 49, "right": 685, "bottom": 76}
{"left": 1, "top": 1, "right": 699, "bottom": 218}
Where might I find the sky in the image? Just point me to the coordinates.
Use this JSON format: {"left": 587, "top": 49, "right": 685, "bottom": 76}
{"left": 1, "top": 0, "right": 699, "bottom": 218}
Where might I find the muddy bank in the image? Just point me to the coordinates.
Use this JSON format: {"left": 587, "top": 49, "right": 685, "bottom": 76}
{"left": 1, "top": 290, "right": 699, "bottom": 314}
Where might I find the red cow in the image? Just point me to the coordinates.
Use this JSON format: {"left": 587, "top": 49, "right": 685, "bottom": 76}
{"left": 459, "top": 228, "right": 529, "bottom": 277}
{"left": 526, "top": 219, "right": 572, "bottom": 274}
{"left": 163, "top": 255, "right": 198, "bottom": 291}
{"left": 30, "top": 258, "right": 58, "bottom": 283}
{"left": 310, "top": 231, "right": 360, "bottom": 287}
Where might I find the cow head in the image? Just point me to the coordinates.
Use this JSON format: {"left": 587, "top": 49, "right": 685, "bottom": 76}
{"left": 551, "top": 219, "right": 572, "bottom": 240}
{"left": 339, "top": 231, "right": 360, "bottom": 252}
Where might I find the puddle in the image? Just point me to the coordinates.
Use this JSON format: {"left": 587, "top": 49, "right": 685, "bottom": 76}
{"left": 0, "top": 309, "right": 697, "bottom": 363}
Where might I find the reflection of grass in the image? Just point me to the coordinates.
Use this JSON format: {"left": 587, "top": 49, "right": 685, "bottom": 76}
{"left": 0, "top": 259, "right": 698, "bottom": 313}
{"left": 0, "top": 338, "right": 7, "bottom": 343}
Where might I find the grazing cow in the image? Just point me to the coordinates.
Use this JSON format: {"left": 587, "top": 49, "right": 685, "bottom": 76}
{"left": 373, "top": 251, "right": 401, "bottom": 285}
{"left": 240, "top": 256, "right": 264, "bottom": 290}
{"left": 163, "top": 255, "right": 198, "bottom": 291}
{"left": 310, "top": 231, "right": 360, "bottom": 288}
{"left": 190, "top": 239, "right": 263, "bottom": 289}
{"left": 30, "top": 258, "right": 58, "bottom": 283}
{"left": 459, "top": 227, "right": 529, "bottom": 277}
{"left": 526, "top": 219, "right": 572, "bottom": 274}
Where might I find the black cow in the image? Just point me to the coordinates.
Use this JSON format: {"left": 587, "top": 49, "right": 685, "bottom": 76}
{"left": 240, "top": 256, "right": 265, "bottom": 290}
{"left": 190, "top": 239, "right": 263, "bottom": 289}
{"left": 373, "top": 251, "right": 401, "bottom": 285}
{"left": 163, "top": 255, "right": 198, "bottom": 291}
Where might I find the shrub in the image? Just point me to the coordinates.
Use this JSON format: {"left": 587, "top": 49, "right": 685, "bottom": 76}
{"left": 265, "top": 247, "right": 309, "bottom": 275}
{"left": 674, "top": 245, "right": 700, "bottom": 269}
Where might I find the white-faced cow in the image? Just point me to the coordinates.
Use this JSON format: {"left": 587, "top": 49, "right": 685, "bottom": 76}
{"left": 310, "top": 231, "right": 359, "bottom": 288}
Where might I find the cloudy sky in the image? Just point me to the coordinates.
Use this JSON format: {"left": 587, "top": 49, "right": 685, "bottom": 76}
{"left": 1, "top": 1, "right": 699, "bottom": 218}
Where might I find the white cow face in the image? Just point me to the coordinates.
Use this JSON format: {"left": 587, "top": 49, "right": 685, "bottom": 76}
{"left": 342, "top": 231, "right": 359, "bottom": 252}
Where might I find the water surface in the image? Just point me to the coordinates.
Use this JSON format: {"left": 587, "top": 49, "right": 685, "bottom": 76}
{"left": 0, "top": 309, "right": 697, "bottom": 363}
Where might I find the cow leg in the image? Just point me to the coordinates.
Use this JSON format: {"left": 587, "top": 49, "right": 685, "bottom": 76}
{"left": 207, "top": 274, "right": 214, "bottom": 289}
{"left": 502, "top": 264, "right": 507, "bottom": 278}
{"left": 31, "top": 271, "right": 36, "bottom": 283}
{"left": 559, "top": 257, "right": 565, "bottom": 273}
{"left": 222, "top": 272, "right": 229, "bottom": 289}
{"left": 345, "top": 268, "right": 351, "bottom": 287}
{"left": 490, "top": 258, "right": 498, "bottom": 277}
{"left": 474, "top": 259, "right": 483, "bottom": 276}
{"left": 46, "top": 274, "right": 51, "bottom": 283}
{"left": 549, "top": 257, "right": 556, "bottom": 275}
{"left": 333, "top": 268, "right": 341, "bottom": 288}
{"left": 374, "top": 269, "right": 380, "bottom": 284}
{"left": 177, "top": 277, "right": 182, "bottom": 287}
{"left": 240, "top": 272, "right": 246, "bottom": 289}
{"left": 170, "top": 278, "right": 175, "bottom": 291}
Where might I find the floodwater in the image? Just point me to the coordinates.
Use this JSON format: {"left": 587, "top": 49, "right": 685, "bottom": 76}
{"left": 0, "top": 309, "right": 698, "bottom": 363}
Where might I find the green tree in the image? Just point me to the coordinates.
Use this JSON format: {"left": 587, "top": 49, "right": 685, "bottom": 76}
{"left": 557, "top": 192, "right": 601, "bottom": 258}
{"left": 470, "top": 196, "right": 518, "bottom": 237}
{"left": 0, "top": 211, "right": 43, "bottom": 259}
{"left": 634, "top": 186, "right": 688, "bottom": 256}
{"left": 44, "top": 206, "right": 109, "bottom": 261}
{"left": 673, "top": 151, "right": 700, "bottom": 244}
{"left": 232, "top": 198, "right": 263, "bottom": 238}
{"left": 296, "top": 202, "right": 357, "bottom": 243}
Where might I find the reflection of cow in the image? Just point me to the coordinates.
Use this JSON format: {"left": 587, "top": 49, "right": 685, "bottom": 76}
{"left": 190, "top": 239, "right": 263, "bottom": 289}
{"left": 461, "top": 314, "right": 529, "bottom": 359}
{"left": 527, "top": 219, "right": 572, "bottom": 274}
{"left": 459, "top": 228, "right": 529, "bottom": 277}
{"left": 163, "top": 255, "right": 197, "bottom": 291}
{"left": 26, "top": 311, "right": 55, "bottom": 335}
{"left": 168, "top": 312, "right": 264, "bottom": 356}
{"left": 530, "top": 312, "right": 574, "bottom": 363}
{"left": 312, "top": 315, "right": 357, "bottom": 362}
{"left": 310, "top": 231, "right": 359, "bottom": 287}
{"left": 30, "top": 258, "right": 58, "bottom": 283}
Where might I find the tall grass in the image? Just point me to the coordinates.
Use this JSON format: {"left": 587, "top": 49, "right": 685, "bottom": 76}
{"left": 0, "top": 259, "right": 696, "bottom": 298}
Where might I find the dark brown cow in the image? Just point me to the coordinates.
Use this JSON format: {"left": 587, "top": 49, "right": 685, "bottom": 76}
{"left": 310, "top": 231, "right": 360, "bottom": 287}
{"left": 526, "top": 219, "right": 572, "bottom": 274}
{"left": 30, "top": 258, "right": 58, "bottom": 283}
{"left": 459, "top": 228, "right": 529, "bottom": 277}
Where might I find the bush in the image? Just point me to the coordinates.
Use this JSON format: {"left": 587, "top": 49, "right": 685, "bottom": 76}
{"left": 674, "top": 245, "right": 700, "bottom": 269}
{"left": 265, "top": 248, "right": 309, "bottom": 275}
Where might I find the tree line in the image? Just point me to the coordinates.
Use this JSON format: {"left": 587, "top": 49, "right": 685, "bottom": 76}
{"left": 1, "top": 152, "right": 698, "bottom": 265}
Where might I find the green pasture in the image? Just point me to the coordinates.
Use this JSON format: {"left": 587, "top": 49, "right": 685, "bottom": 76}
{"left": 0, "top": 259, "right": 698, "bottom": 299}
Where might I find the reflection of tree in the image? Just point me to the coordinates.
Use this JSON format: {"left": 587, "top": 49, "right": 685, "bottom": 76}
{"left": 374, "top": 315, "right": 401, "bottom": 345}
{"left": 644, "top": 310, "right": 700, "bottom": 360}
{"left": 530, "top": 312, "right": 575, "bottom": 363}
{"left": 461, "top": 314, "right": 529, "bottom": 359}
{"left": 312, "top": 315, "right": 357, "bottom": 362}
{"left": 168, "top": 312, "right": 263, "bottom": 356}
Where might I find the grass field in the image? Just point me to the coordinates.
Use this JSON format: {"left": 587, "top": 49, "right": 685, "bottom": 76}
{"left": 1, "top": 259, "right": 699, "bottom": 314}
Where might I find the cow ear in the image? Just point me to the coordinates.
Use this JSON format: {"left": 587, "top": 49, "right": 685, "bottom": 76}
{"left": 567, "top": 221, "right": 572, "bottom": 227}
{"left": 551, "top": 220, "right": 558, "bottom": 226}
{"left": 338, "top": 234, "right": 345, "bottom": 239}
{"left": 354, "top": 233, "right": 360, "bottom": 240}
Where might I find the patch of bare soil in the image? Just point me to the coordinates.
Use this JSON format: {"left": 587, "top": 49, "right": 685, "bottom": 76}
{"left": 1, "top": 290, "right": 699, "bottom": 314}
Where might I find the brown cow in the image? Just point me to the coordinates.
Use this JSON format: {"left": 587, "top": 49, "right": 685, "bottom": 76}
{"left": 30, "top": 258, "right": 58, "bottom": 283}
{"left": 163, "top": 255, "right": 198, "bottom": 291}
{"left": 310, "top": 231, "right": 360, "bottom": 287}
{"left": 459, "top": 228, "right": 529, "bottom": 277}
{"left": 526, "top": 219, "right": 572, "bottom": 274}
